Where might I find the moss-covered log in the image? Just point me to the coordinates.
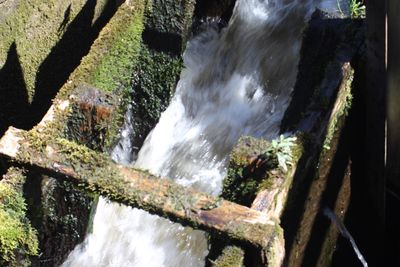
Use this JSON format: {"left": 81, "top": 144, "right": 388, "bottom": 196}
{"left": 222, "top": 135, "right": 301, "bottom": 219}
{"left": 0, "top": 127, "right": 283, "bottom": 263}
{"left": 216, "top": 135, "right": 299, "bottom": 267}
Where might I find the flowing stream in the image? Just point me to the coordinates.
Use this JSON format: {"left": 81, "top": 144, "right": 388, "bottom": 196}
{"left": 63, "top": 1, "right": 338, "bottom": 266}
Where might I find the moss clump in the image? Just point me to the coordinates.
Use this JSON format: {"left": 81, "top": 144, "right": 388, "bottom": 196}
{"left": 54, "top": 138, "right": 108, "bottom": 166}
{"left": 221, "top": 136, "right": 277, "bottom": 206}
{"left": 0, "top": 168, "right": 39, "bottom": 267}
{"left": 211, "top": 246, "right": 244, "bottom": 267}
{"left": 132, "top": 44, "right": 182, "bottom": 144}
{"left": 146, "top": 0, "right": 195, "bottom": 38}
{"left": 222, "top": 135, "right": 302, "bottom": 206}
{"left": 222, "top": 166, "right": 262, "bottom": 206}
{"left": 146, "top": 0, "right": 193, "bottom": 33}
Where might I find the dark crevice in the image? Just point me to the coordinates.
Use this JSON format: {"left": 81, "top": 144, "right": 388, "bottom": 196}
{"left": 142, "top": 29, "right": 183, "bottom": 56}
{"left": 205, "top": 236, "right": 232, "bottom": 267}
{"left": 280, "top": 138, "right": 324, "bottom": 265}
{"left": 385, "top": 182, "right": 400, "bottom": 267}
{"left": 191, "top": 0, "right": 235, "bottom": 36}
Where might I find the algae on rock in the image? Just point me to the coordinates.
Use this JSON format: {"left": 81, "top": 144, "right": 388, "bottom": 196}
{"left": 131, "top": 44, "right": 182, "bottom": 149}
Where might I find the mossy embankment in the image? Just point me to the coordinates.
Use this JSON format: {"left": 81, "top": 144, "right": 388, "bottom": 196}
{"left": 0, "top": 0, "right": 119, "bottom": 136}
{"left": 1, "top": 0, "right": 198, "bottom": 265}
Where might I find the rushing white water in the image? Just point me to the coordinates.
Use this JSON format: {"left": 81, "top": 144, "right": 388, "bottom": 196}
{"left": 63, "top": 1, "right": 338, "bottom": 266}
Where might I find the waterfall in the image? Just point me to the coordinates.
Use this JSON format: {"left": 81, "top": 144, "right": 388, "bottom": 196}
{"left": 62, "top": 1, "right": 338, "bottom": 266}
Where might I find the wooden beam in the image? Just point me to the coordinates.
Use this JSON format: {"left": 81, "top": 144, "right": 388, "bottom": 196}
{"left": 0, "top": 127, "right": 281, "bottom": 262}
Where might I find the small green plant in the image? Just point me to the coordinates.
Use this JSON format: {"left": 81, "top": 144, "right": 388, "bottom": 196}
{"left": 336, "top": 0, "right": 366, "bottom": 18}
{"left": 265, "top": 135, "right": 297, "bottom": 172}
{"left": 349, "top": 0, "right": 366, "bottom": 18}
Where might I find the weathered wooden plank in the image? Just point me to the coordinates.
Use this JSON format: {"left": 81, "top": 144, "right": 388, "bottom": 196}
{"left": 0, "top": 126, "right": 280, "bottom": 260}
{"left": 251, "top": 62, "right": 354, "bottom": 218}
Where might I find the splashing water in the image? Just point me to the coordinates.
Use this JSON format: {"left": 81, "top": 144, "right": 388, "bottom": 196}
{"left": 62, "top": 1, "right": 338, "bottom": 266}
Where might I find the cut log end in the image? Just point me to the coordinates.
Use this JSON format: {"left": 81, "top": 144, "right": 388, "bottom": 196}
{"left": 0, "top": 127, "right": 23, "bottom": 158}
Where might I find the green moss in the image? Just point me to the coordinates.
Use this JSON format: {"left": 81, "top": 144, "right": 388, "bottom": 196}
{"left": 0, "top": 1, "right": 89, "bottom": 99}
{"left": 50, "top": 1, "right": 147, "bottom": 149}
{"left": 55, "top": 138, "right": 106, "bottom": 165}
{"left": 146, "top": 0, "right": 195, "bottom": 39}
{"left": 0, "top": 168, "right": 39, "bottom": 267}
{"left": 226, "top": 221, "right": 276, "bottom": 249}
{"left": 18, "top": 134, "right": 128, "bottom": 204}
{"left": 212, "top": 246, "right": 244, "bottom": 267}
{"left": 222, "top": 136, "right": 272, "bottom": 205}
{"left": 322, "top": 68, "right": 354, "bottom": 152}
{"left": 57, "top": 1, "right": 146, "bottom": 98}
{"left": 222, "top": 166, "right": 262, "bottom": 205}
{"left": 222, "top": 135, "right": 301, "bottom": 206}
{"left": 89, "top": 7, "right": 145, "bottom": 93}
{"left": 132, "top": 44, "right": 183, "bottom": 143}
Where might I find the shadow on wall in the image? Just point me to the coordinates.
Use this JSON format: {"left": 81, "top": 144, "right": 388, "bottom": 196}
{"left": 0, "top": 0, "right": 120, "bottom": 138}
{"left": 0, "top": 42, "right": 29, "bottom": 136}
